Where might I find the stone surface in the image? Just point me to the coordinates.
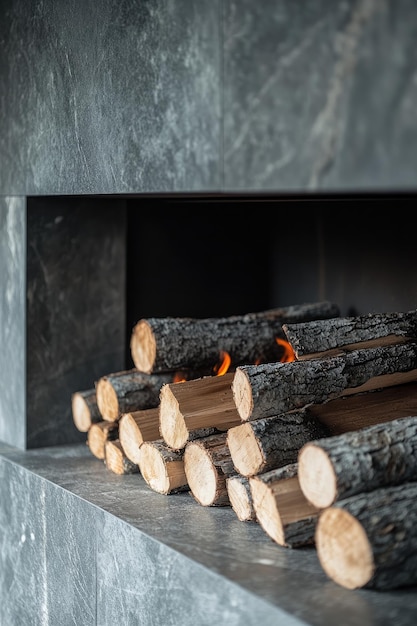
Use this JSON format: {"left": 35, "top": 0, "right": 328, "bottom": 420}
{"left": 0, "top": 0, "right": 220, "bottom": 196}
{"left": 0, "top": 198, "right": 26, "bottom": 449}
{"left": 1, "top": 443, "right": 417, "bottom": 625}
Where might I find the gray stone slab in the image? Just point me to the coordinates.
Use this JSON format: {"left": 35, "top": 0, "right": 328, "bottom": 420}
{"left": 1, "top": 443, "right": 417, "bottom": 626}
{"left": 223, "top": 0, "right": 417, "bottom": 193}
{"left": 0, "top": 0, "right": 221, "bottom": 196}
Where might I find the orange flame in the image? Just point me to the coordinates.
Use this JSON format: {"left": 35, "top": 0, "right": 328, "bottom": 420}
{"left": 213, "top": 350, "right": 231, "bottom": 376}
{"left": 172, "top": 371, "right": 187, "bottom": 383}
{"left": 276, "top": 337, "right": 296, "bottom": 362}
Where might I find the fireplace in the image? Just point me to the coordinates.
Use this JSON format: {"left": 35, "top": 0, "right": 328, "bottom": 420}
{"left": 2, "top": 0, "right": 417, "bottom": 623}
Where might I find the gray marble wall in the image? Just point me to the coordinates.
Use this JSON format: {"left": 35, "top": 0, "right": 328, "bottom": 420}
{"left": 1, "top": 0, "right": 417, "bottom": 196}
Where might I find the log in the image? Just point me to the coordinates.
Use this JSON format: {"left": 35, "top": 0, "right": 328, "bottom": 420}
{"left": 249, "top": 463, "right": 320, "bottom": 548}
{"left": 96, "top": 369, "right": 172, "bottom": 421}
{"left": 138, "top": 439, "right": 189, "bottom": 495}
{"left": 226, "top": 474, "right": 257, "bottom": 522}
{"left": 87, "top": 421, "right": 119, "bottom": 460}
{"left": 227, "top": 409, "right": 329, "bottom": 477}
{"left": 283, "top": 309, "right": 417, "bottom": 360}
{"left": 71, "top": 388, "right": 102, "bottom": 432}
{"left": 298, "top": 415, "right": 417, "bottom": 509}
{"left": 315, "top": 482, "right": 417, "bottom": 590}
{"left": 159, "top": 373, "right": 242, "bottom": 451}
{"left": 308, "top": 381, "right": 417, "bottom": 435}
{"left": 118, "top": 408, "right": 160, "bottom": 465}
{"left": 130, "top": 301, "right": 340, "bottom": 374}
{"left": 183, "top": 433, "right": 235, "bottom": 506}
{"left": 104, "top": 439, "right": 140, "bottom": 475}
{"left": 232, "top": 342, "right": 417, "bottom": 422}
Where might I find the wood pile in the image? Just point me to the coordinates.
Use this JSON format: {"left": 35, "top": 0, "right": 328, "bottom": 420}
{"left": 71, "top": 302, "right": 417, "bottom": 592}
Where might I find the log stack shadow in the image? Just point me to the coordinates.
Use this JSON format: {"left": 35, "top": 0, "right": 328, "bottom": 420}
{"left": 71, "top": 302, "right": 417, "bottom": 592}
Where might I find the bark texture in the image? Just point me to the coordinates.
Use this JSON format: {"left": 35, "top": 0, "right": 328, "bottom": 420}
{"left": 283, "top": 309, "right": 417, "bottom": 359}
{"left": 233, "top": 342, "right": 417, "bottom": 422}
{"left": 316, "top": 482, "right": 417, "bottom": 590}
{"left": 298, "top": 415, "right": 417, "bottom": 508}
{"left": 130, "top": 301, "right": 340, "bottom": 374}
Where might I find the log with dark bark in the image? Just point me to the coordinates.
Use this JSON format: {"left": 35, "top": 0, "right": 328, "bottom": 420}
{"left": 315, "top": 482, "right": 417, "bottom": 590}
{"left": 138, "top": 439, "right": 189, "bottom": 495}
{"left": 130, "top": 301, "right": 340, "bottom": 374}
{"left": 159, "top": 373, "right": 241, "bottom": 451}
{"left": 249, "top": 463, "right": 320, "bottom": 548}
{"left": 118, "top": 408, "right": 161, "bottom": 465}
{"left": 298, "top": 415, "right": 417, "bottom": 509}
{"left": 96, "top": 369, "right": 172, "bottom": 421}
{"left": 183, "top": 432, "right": 235, "bottom": 506}
{"left": 308, "top": 381, "right": 417, "bottom": 435}
{"left": 226, "top": 474, "right": 257, "bottom": 522}
{"left": 104, "top": 439, "right": 140, "bottom": 475}
{"left": 72, "top": 388, "right": 102, "bottom": 432}
{"left": 283, "top": 309, "right": 417, "bottom": 360}
{"left": 232, "top": 342, "right": 417, "bottom": 422}
{"left": 227, "top": 409, "right": 329, "bottom": 477}
{"left": 87, "top": 421, "right": 119, "bottom": 460}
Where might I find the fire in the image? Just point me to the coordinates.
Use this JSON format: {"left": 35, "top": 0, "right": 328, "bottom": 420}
{"left": 213, "top": 350, "right": 231, "bottom": 376}
{"left": 276, "top": 337, "right": 296, "bottom": 362}
{"left": 172, "top": 371, "right": 187, "bottom": 383}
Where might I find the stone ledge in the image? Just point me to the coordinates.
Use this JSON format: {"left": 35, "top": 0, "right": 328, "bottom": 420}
{"left": 1, "top": 442, "right": 416, "bottom": 625}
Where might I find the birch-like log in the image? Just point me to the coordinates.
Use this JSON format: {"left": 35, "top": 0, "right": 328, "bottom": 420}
{"left": 226, "top": 474, "right": 257, "bottom": 522}
{"left": 298, "top": 415, "right": 417, "bottom": 509}
{"left": 118, "top": 408, "right": 161, "bottom": 465}
{"left": 104, "top": 439, "right": 139, "bottom": 475}
{"left": 227, "top": 409, "right": 329, "bottom": 477}
{"left": 96, "top": 369, "right": 172, "bottom": 421}
{"left": 232, "top": 342, "right": 417, "bottom": 422}
{"left": 315, "top": 482, "right": 417, "bottom": 590}
{"left": 138, "top": 439, "right": 188, "bottom": 495}
{"left": 87, "top": 421, "right": 119, "bottom": 460}
{"left": 249, "top": 463, "right": 320, "bottom": 548}
{"left": 183, "top": 432, "right": 235, "bottom": 506}
{"left": 130, "top": 301, "right": 339, "bottom": 374}
{"left": 159, "top": 373, "right": 241, "bottom": 451}
{"left": 72, "top": 388, "right": 102, "bottom": 432}
{"left": 283, "top": 309, "right": 417, "bottom": 360}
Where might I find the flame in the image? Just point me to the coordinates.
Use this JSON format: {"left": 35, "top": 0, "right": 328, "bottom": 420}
{"left": 172, "top": 371, "right": 187, "bottom": 383}
{"left": 213, "top": 350, "right": 231, "bottom": 376}
{"left": 276, "top": 337, "right": 296, "bottom": 362}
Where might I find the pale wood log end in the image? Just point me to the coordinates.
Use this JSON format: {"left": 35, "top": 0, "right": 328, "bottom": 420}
{"left": 298, "top": 443, "right": 337, "bottom": 509}
{"left": 227, "top": 423, "right": 263, "bottom": 477}
{"left": 232, "top": 368, "right": 253, "bottom": 421}
{"left": 130, "top": 319, "right": 156, "bottom": 374}
{"left": 96, "top": 377, "right": 120, "bottom": 421}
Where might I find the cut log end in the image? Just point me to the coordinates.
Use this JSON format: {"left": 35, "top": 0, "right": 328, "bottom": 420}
{"left": 104, "top": 440, "right": 139, "bottom": 475}
{"left": 87, "top": 422, "right": 118, "bottom": 460}
{"left": 184, "top": 442, "right": 217, "bottom": 506}
{"left": 118, "top": 412, "right": 144, "bottom": 465}
{"left": 130, "top": 319, "right": 156, "bottom": 374}
{"left": 227, "top": 423, "right": 263, "bottom": 477}
{"left": 227, "top": 476, "right": 256, "bottom": 522}
{"left": 139, "top": 443, "right": 170, "bottom": 494}
{"left": 96, "top": 378, "right": 119, "bottom": 421}
{"left": 232, "top": 368, "right": 253, "bottom": 421}
{"left": 298, "top": 443, "right": 337, "bottom": 509}
{"left": 72, "top": 391, "right": 94, "bottom": 432}
{"left": 315, "top": 507, "right": 375, "bottom": 590}
{"left": 249, "top": 477, "right": 284, "bottom": 545}
{"left": 159, "top": 384, "right": 188, "bottom": 450}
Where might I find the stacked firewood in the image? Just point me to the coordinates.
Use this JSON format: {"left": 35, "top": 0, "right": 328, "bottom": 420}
{"left": 72, "top": 302, "right": 417, "bottom": 592}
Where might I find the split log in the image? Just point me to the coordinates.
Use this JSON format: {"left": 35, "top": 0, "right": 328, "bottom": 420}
{"left": 308, "top": 381, "right": 417, "bottom": 435}
{"left": 249, "top": 463, "right": 319, "bottom": 548}
{"left": 298, "top": 415, "right": 417, "bottom": 509}
{"left": 96, "top": 369, "right": 172, "bottom": 421}
{"left": 87, "top": 421, "right": 119, "bottom": 460}
{"left": 227, "top": 409, "right": 329, "bottom": 477}
{"left": 159, "top": 373, "right": 241, "bottom": 451}
{"left": 315, "top": 481, "right": 417, "bottom": 590}
{"left": 232, "top": 342, "right": 417, "bottom": 422}
{"left": 226, "top": 474, "right": 257, "bottom": 522}
{"left": 71, "top": 388, "right": 102, "bottom": 432}
{"left": 183, "top": 433, "right": 235, "bottom": 506}
{"left": 130, "top": 301, "right": 340, "bottom": 374}
{"left": 118, "top": 408, "right": 161, "bottom": 465}
{"left": 138, "top": 439, "right": 188, "bottom": 495}
{"left": 104, "top": 439, "right": 139, "bottom": 475}
{"left": 283, "top": 309, "right": 417, "bottom": 360}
